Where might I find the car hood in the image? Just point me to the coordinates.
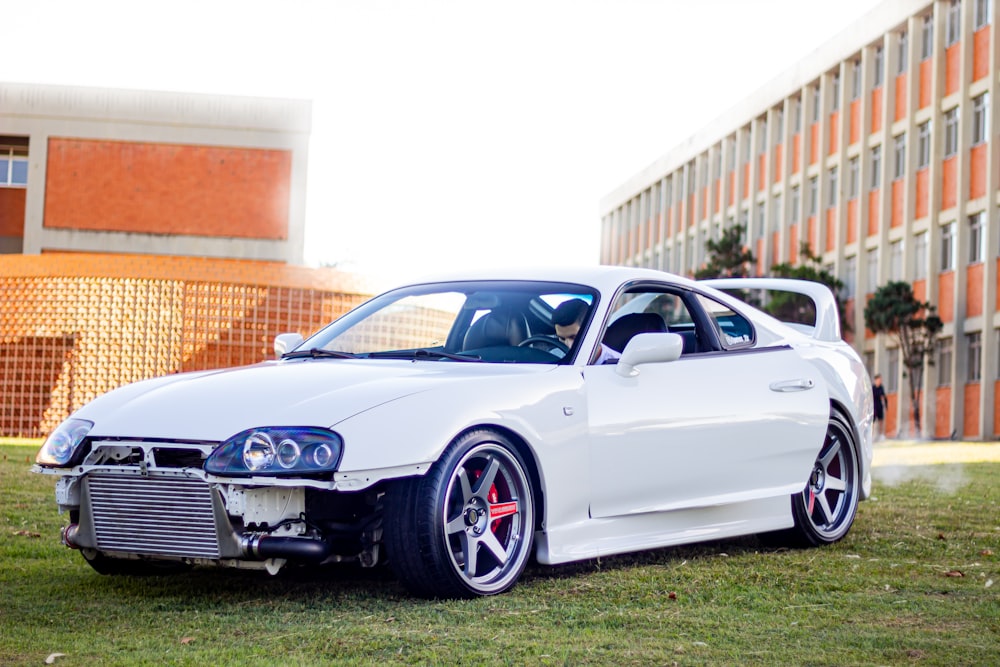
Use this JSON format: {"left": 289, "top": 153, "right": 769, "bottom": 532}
{"left": 77, "top": 359, "right": 556, "bottom": 442}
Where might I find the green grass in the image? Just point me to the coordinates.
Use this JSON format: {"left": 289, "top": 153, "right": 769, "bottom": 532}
{"left": 2, "top": 441, "right": 997, "bottom": 666}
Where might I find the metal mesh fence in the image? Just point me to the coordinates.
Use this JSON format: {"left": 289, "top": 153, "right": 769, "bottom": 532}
{"left": 0, "top": 255, "right": 370, "bottom": 438}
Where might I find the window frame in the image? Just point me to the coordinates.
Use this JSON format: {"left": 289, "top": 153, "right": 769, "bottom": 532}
{"left": 917, "top": 120, "right": 931, "bottom": 168}
{"left": 969, "top": 211, "right": 985, "bottom": 264}
{"left": 944, "top": 107, "right": 960, "bottom": 156}
{"left": 941, "top": 221, "right": 957, "bottom": 271}
{"left": 968, "top": 331, "right": 982, "bottom": 382}
{"left": 972, "top": 93, "right": 989, "bottom": 145}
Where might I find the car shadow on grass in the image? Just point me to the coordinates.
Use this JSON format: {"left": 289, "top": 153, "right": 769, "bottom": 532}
{"left": 58, "top": 534, "right": 803, "bottom": 604}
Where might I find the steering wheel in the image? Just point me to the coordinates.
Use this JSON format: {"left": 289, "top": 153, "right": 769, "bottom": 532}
{"left": 518, "top": 335, "right": 569, "bottom": 358}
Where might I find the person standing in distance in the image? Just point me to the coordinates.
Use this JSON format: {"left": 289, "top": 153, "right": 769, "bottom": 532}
{"left": 872, "top": 373, "right": 889, "bottom": 440}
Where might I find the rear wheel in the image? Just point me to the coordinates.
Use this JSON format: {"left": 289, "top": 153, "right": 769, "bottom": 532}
{"left": 384, "top": 429, "right": 534, "bottom": 598}
{"left": 786, "top": 411, "right": 860, "bottom": 546}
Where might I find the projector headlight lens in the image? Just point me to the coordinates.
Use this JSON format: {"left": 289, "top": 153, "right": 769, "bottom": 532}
{"left": 36, "top": 419, "right": 93, "bottom": 467}
{"left": 206, "top": 427, "right": 343, "bottom": 477}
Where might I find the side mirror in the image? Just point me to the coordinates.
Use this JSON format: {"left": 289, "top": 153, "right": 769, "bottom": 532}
{"left": 615, "top": 332, "right": 683, "bottom": 378}
{"left": 274, "top": 332, "right": 304, "bottom": 358}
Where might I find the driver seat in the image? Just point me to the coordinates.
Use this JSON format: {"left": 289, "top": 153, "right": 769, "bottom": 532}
{"left": 601, "top": 312, "right": 667, "bottom": 353}
{"left": 463, "top": 308, "right": 528, "bottom": 349}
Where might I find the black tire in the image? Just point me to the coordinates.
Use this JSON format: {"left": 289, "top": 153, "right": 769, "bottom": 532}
{"left": 784, "top": 411, "right": 860, "bottom": 547}
{"left": 80, "top": 549, "right": 190, "bottom": 576}
{"left": 383, "top": 429, "right": 535, "bottom": 598}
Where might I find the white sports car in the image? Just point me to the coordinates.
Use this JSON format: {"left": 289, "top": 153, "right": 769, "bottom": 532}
{"left": 34, "top": 267, "right": 873, "bottom": 598}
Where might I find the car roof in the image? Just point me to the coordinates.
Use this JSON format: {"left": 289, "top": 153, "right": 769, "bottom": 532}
{"left": 390, "top": 265, "right": 699, "bottom": 295}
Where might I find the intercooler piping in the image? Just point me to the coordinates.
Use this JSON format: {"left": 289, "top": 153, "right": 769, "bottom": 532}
{"left": 61, "top": 524, "right": 81, "bottom": 549}
{"left": 241, "top": 534, "right": 334, "bottom": 564}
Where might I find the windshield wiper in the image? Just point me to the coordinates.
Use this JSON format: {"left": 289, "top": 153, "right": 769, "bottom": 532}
{"left": 366, "top": 349, "right": 482, "bottom": 362}
{"left": 281, "top": 348, "right": 357, "bottom": 360}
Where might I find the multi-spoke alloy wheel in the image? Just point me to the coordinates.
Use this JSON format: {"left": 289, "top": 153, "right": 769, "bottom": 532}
{"left": 384, "top": 429, "right": 534, "bottom": 598}
{"left": 788, "top": 411, "right": 860, "bottom": 546}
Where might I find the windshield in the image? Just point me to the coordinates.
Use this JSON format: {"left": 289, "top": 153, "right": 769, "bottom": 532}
{"left": 296, "top": 280, "right": 600, "bottom": 364}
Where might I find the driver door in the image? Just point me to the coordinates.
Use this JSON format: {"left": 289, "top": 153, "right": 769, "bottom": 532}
{"left": 584, "top": 287, "right": 829, "bottom": 519}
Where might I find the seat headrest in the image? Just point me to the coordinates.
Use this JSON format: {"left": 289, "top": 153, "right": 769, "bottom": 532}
{"left": 602, "top": 312, "right": 667, "bottom": 353}
{"left": 464, "top": 307, "right": 528, "bottom": 349}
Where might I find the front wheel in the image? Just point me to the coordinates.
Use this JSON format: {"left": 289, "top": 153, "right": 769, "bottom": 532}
{"left": 785, "top": 411, "right": 860, "bottom": 546}
{"left": 384, "top": 429, "right": 535, "bottom": 598}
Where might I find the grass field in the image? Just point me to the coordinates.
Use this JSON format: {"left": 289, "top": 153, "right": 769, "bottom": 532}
{"left": 2, "top": 441, "right": 997, "bottom": 666}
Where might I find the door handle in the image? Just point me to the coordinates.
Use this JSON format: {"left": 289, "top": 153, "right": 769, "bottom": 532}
{"left": 769, "top": 378, "right": 815, "bottom": 392}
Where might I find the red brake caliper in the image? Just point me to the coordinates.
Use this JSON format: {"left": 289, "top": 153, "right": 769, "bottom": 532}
{"left": 473, "top": 469, "right": 517, "bottom": 533}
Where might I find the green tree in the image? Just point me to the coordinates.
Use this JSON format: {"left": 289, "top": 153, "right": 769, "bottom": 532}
{"left": 768, "top": 242, "right": 850, "bottom": 334}
{"left": 694, "top": 224, "right": 754, "bottom": 279}
{"left": 864, "top": 281, "right": 943, "bottom": 436}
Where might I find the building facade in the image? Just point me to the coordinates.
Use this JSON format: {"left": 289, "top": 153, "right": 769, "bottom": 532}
{"left": 600, "top": 0, "right": 997, "bottom": 440}
{"left": 1, "top": 82, "right": 311, "bottom": 262}
{"left": 0, "top": 84, "right": 371, "bottom": 438}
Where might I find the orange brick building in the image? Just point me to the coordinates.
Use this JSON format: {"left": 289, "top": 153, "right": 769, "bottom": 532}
{"left": 0, "top": 83, "right": 371, "bottom": 438}
{"left": 601, "top": 0, "right": 998, "bottom": 440}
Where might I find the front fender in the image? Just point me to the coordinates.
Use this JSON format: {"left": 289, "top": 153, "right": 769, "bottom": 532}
{"left": 332, "top": 369, "right": 586, "bottom": 485}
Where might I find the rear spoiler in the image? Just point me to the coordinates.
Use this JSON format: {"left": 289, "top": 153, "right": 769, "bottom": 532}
{"left": 701, "top": 278, "right": 842, "bottom": 343}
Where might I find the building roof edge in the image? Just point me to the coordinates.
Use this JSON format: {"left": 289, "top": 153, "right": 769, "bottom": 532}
{"left": 599, "top": 0, "right": 933, "bottom": 215}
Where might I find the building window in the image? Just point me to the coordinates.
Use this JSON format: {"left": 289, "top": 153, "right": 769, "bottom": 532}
{"left": 921, "top": 14, "right": 934, "bottom": 60}
{"left": 944, "top": 107, "right": 960, "bottom": 156}
{"left": 848, "top": 156, "right": 859, "bottom": 199}
{"left": 890, "top": 239, "right": 904, "bottom": 280}
{"left": 937, "top": 337, "right": 953, "bottom": 386}
{"left": 915, "top": 231, "right": 929, "bottom": 279}
{"left": 811, "top": 86, "right": 821, "bottom": 123}
{"left": 917, "top": 121, "right": 931, "bottom": 168}
{"left": 790, "top": 185, "right": 801, "bottom": 224}
{"left": 873, "top": 45, "right": 884, "bottom": 87}
{"left": 774, "top": 108, "right": 784, "bottom": 139}
{"left": 897, "top": 30, "right": 908, "bottom": 74}
{"left": 828, "top": 167, "right": 838, "bottom": 208}
{"left": 946, "top": 0, "right": 961, "bottom": 46}
{"left": 843, "top": 255, "right": 857, "bottom": 298}
{"left": 975, "top": 0, "right": 991, "bottom": 29}
{"left": 851, "top": 60, "right": 862, "bottom": 100}
{"left": 808, "top": 176, "right": 818, "bottom": 216}
{"left": 941, "top": 221, "right": 957, "bottom": 271}
{"left": 713, "top": 151, "right": 722, "bottom": 180}
{"left": 887, "top": 347, "right": 899, "bottom": 392}
{"left": 0, "top": 145, "right": 28, "bottom": 187}
{"left": 893, "top": 132, "right": 906, "bottom": 180}
{"left": 758, "top": 119, "right": 768, "bottom": 154}
{"left": 969, "top": 211, "right": 985, "bottom": 264}
{"left": 973, "top": 93, "right": 990, "bottom": 145}
{"left": 968, "top": 332, "right": 982, "bottom": 382}
{"left": 793, "top": 97, "right": 802, "bottom": 132}
{"left": 774, "top": 193, "right": 783, "bottom": 229}
{"left": 867, "top": 249, "right": 879, "bottom": 291}
{"left": 831, "top": 72, "right": 841, "bottom": 111}
{"left": 870, "top": 145, "right": 882, "bottom": 189}
{"left": 756, "top": 201, "right": 766, "bottom": 237}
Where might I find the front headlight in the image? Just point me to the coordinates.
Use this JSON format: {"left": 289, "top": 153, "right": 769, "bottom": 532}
{"left": 36, "top": 418, "right": 94, "bottom": 467}
{"left": 205, "top": 427, "right": 343, "bottom": 477}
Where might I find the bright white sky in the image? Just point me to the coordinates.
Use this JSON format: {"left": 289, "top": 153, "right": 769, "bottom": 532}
{"left": 5, "top": 0, "right": 884, "bottom": 287}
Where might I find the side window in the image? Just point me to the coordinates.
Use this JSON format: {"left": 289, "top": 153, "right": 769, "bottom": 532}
{"left": 695, "top": 294, "right": 755, "bottom": 349}
{"left": 603, "top": 288, "right": 706, "bottom": 355}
